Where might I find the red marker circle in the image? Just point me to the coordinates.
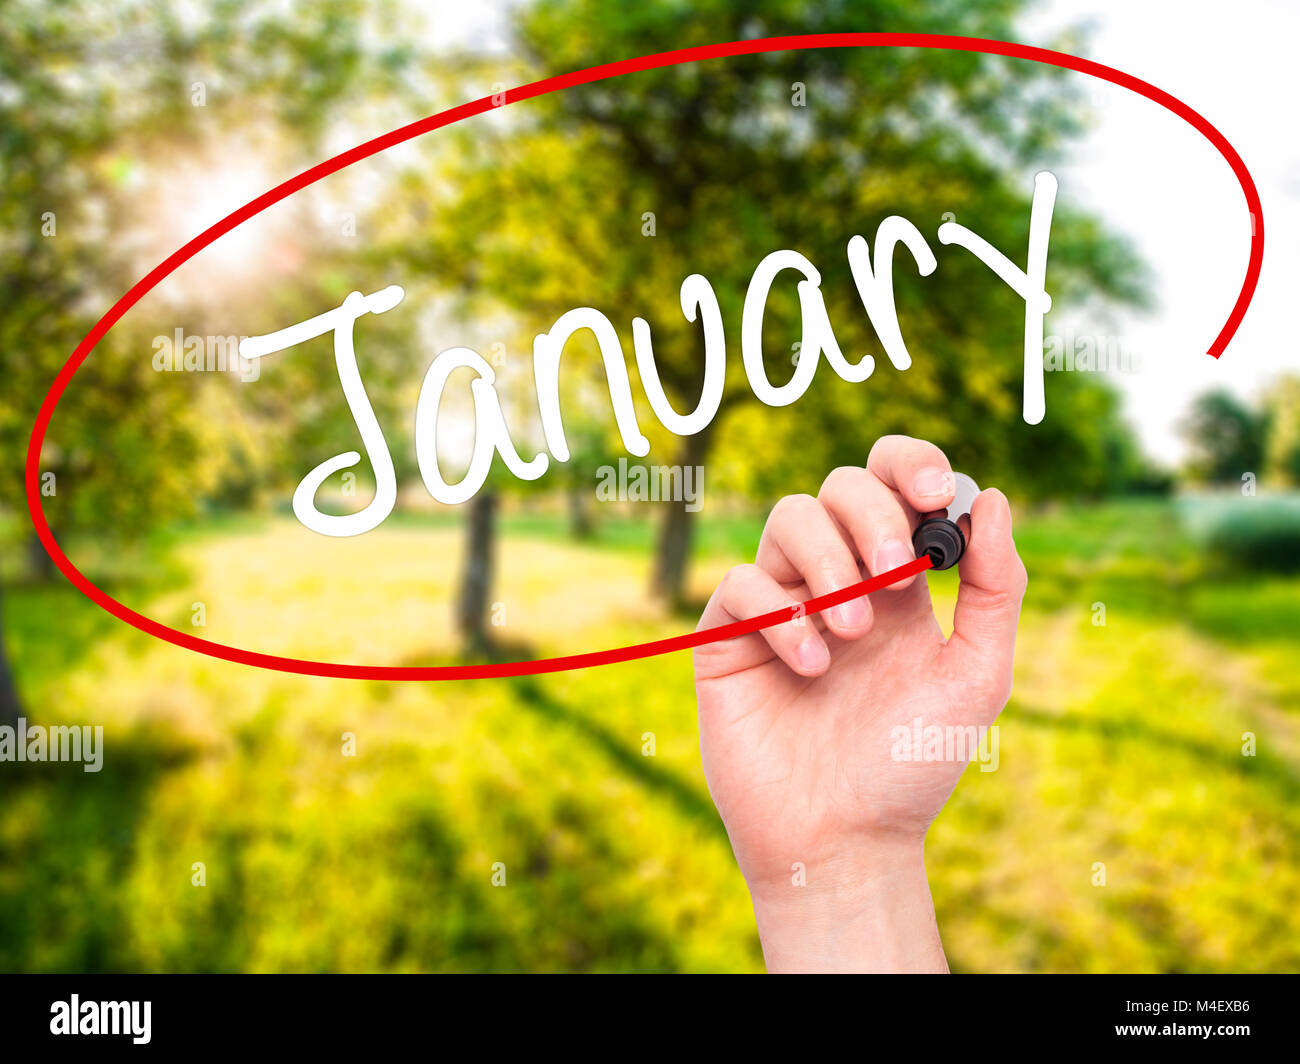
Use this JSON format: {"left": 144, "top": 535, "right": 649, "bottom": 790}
{"left": 26, "top": 33, "right": 1263, "bottom": 680}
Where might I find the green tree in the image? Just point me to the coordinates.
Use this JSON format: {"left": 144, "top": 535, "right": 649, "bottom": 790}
{"left": 422, "top": 0, "right": 1143, "bottom": 607}
{"left": 1263, "top": 374, "right": 1300, "bottom": 486}
{"left": 1, "top": 0, "right": 415, "bottom": 723}
{"left": 1180, "top": 389, "right": 1268, "bottom": 485}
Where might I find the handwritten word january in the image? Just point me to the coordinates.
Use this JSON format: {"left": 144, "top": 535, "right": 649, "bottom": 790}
{"left": 238, "top": 173, "right": 1057, "bottom": 537}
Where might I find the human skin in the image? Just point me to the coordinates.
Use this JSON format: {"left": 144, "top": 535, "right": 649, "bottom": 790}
{"left": 693, "top": 435, "right": 1028, "bottom": 973}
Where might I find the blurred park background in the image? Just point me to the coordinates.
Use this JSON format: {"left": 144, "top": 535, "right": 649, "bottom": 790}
{"left": 2, "top": 0, "right": 1298, "bottom": 972}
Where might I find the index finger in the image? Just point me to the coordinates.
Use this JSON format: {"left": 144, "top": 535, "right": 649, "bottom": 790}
{"left": 866, "top": 435, "right": 956, "bottom": 515}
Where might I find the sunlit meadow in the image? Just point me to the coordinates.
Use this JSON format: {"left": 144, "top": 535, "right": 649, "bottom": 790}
{"left": 3, "top": 499, "right": 1297, "bottom": 972}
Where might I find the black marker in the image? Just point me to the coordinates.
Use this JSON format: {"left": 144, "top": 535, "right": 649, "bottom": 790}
{"left": 912, "top": 472, "right": 979, "bottom": 570}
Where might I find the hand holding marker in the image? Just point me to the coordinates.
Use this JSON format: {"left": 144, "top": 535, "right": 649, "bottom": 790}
{"left": 694, "top": 438, "right": 1029, "bottom": 972}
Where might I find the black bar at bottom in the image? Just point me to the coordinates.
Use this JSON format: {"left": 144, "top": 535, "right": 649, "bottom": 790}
{"left": 0, "top": 973, "right": 1291, "bottom": 1051}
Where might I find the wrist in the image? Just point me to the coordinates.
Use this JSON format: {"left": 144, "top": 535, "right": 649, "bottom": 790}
{"left": 746, "top": 836, "right": 947, "bottom": 973}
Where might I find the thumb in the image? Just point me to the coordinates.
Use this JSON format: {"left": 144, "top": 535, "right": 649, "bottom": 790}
{"left": 940, "top": 488, "right": 1028, "bottom": 713}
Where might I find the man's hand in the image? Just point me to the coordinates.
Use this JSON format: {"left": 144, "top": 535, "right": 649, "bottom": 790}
{"left": 693, "top": 436, "right": 1027, "bottom": 972}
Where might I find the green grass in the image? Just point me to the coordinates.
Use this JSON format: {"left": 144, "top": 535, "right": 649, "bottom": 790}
{"left": 2, "top": 498, "right": 1298, "bottom": 972}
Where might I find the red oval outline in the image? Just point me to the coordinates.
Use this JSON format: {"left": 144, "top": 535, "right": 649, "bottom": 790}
{"left": 26, "top": 33, "right": 1263, "bottom": 680}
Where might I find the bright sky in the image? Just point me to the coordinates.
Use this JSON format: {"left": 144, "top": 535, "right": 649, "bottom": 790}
{"left": 1028, "top": 0, "right": 1299, "bottom": 463}
{"left": 428, "top": 0, "right": 1298, "bottom": 464}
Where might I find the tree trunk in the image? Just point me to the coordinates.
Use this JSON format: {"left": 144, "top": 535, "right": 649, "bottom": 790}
{"left": 651, "top": 427, "right": 713, "bottom": 608}
{"left": 567, "top": 482, "right": 594, "bottom": 540}
{"left": 456, "top": 490, "right": 497, "bottom": 654}
{"left": 28, "top": 529, "right": 54, "bottom": 582}
{"left": 0, "top": 580, "right": 23, "bottom": 729}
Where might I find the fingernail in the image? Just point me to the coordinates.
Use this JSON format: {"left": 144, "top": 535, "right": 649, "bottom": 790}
{"left": 796, "top": 636, "right": 830, "bottom": 672}
{"left": 874, "top": 538, "right": 915, "bottom": 575}
{"left": 832, "top": 597, "right": 869, "bottom": 629}
{"left": 914, "top": 466, "right": 954, "bottom": 499}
